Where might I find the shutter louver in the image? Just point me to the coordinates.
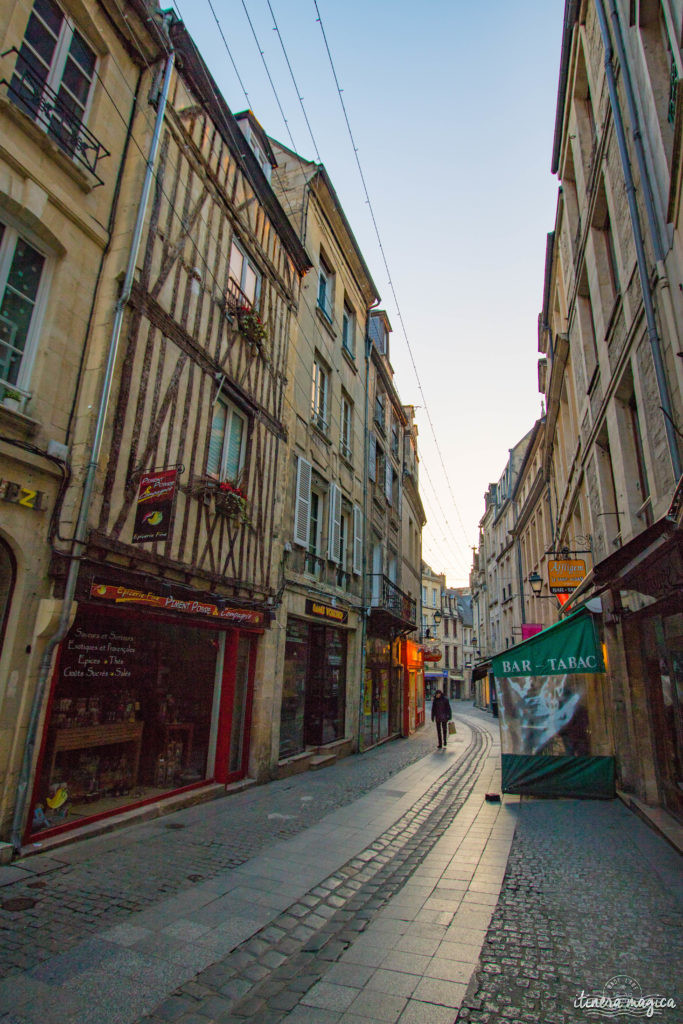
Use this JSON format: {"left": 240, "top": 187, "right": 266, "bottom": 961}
{"left": 368, "top": 431, "right": 376, "bottom": 482}
{"left": 293, "top": 457, "right": 312, "bottom": 547}
{"left": 385, "top": 459, "right": 392, "bottom": 503}
{"left": 328, "top": 483, "right": 342, "bottom": 562}
{"left": 225, "top": 411, "right": 244, "bottom": 481}
{"left": 353, "top": 504, "right": 363, "bottom": 575}
{"left": 207, "top": 403, "right": 227, "bottom": 476}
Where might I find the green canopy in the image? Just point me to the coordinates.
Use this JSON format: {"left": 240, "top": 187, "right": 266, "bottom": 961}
{"left": 492, "top": 610, "right": 605, "bottom": 679}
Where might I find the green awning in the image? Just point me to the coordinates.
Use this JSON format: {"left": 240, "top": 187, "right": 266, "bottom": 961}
{"left": 491, "top": 610, "right": 605, "bottom": 678}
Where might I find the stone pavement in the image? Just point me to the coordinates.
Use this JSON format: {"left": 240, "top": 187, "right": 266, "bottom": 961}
{"left": 1, "top": 704, "right": 681, "bottom": 1024}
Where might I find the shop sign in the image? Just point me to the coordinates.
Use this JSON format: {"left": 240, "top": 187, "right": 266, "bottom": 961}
{"left": 305, "top": 599, "right": 348, "bottom": 624}
{"left": 547, "top": 559, "right": 586, "bottom": 594}
{"left": 91, "top": 583, "right": 264, "bottom": 626}
{"left": 132, "top": 469, "right": 178, "bottom": 543}
{"left": 1, "top": 478, "right": 47, "bottom": 511}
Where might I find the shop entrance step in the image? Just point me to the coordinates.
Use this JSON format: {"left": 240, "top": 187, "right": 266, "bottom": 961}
{"left": 308, "top": 754, "right": 337, "bottom": 771}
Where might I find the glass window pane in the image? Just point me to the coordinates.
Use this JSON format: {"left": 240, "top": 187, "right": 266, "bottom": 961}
{"left": 60, "top": 58, "right": 90, "bottom": 111}
{"left": 24, "top": 12, "right": 59, "bottom": 66}
{"left": 7, "top": 238, "right": 45, "bottom": 299}
{"left": 207, "top": 403, "right": 227, "bottom": 476}
{"left": 229, "top": 242, "right": 243, "bottom": 290}
{"left": 34, "top": 0, "right": 63, "bottom": 36}
{"left": 69, "top": 30, "right": 96, "bottom": 77}
{"left": 243, "top": 264, "right": 257, "bottom": 305}
{"left": 224, "top": 410, "right": 244, "bottom": 481}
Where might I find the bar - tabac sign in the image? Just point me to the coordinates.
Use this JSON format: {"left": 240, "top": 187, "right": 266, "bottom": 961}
{"left": 547, "top": 559, "right": 586, "bottom": 594}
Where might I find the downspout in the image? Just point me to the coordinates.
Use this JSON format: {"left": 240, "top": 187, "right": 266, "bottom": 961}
{"left": 10, "top": 45, "right": 176, "bottom": 854}
{"left": 358, "top": 323, "right": 373, "bottom": 752}
{"left": 595, "top": 0, "right": 681, "bottom": 481}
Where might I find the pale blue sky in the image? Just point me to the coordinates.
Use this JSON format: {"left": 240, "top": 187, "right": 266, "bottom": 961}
{"left": 173, "top": 0, "right": 565, "bottom": 584}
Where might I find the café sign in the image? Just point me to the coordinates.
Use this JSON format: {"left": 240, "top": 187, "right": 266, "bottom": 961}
{"left": 547, "top": 558, "right": 586, "bottom": 594}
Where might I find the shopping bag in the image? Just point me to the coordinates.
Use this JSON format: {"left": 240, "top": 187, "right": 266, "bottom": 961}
{"left": 447, "top": 721, "right": 456, "bottom": 735}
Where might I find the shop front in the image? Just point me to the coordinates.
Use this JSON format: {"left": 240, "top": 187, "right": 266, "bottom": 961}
{"left": 362, "top": 637, "right": 402, "bottom": 747}
{"left": 400, "top": 638, "right": 424, "bottom": 736}
{"left": 28, "top": 582, "right": 262, "bottom": 840}
{"left": 592, "top": 492, "right": 683, "bottom": 819}
{"left": 279, "top": 600, "right": 349, "bottom": 759}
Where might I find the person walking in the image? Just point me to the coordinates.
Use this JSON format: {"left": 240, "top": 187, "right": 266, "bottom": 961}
{"left": 431, "top": 689, "right": 452, "bottom": 748}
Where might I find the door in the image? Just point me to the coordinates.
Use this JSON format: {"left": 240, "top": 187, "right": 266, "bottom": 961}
{"left": 215, "top": 632, "right": 256, "bottom": 783}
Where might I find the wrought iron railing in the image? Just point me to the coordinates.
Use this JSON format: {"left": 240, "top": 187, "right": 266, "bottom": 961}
{"left": 288, "top": 548, "right": 361, "bottom": 596}
{"left": 368, "top": 574, "right": 416, "bottom": 625}
{"left": 2, "top": 48, "right": 109, "bottom": 185}
{"left": 224, "top": 277, "right": 256, "bottom": 316}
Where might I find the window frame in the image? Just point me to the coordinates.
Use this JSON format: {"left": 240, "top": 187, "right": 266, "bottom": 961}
{"left": 13, "top": 0, "right": 98, "bottom": 159}
{"left": 311, "top": 357, "right": 329, "bottom": 433}
{"left": 207, "top": 396, "right": 248, "bottom": 484}
{"left": 228, "top": 238, "right": 262, "bottom": 309}
{"left": 342, "top": 301, "right": 355, "bottom": 357}
{"left": 0, "top": 217, "right": 51, "bottom": 395}
{"left": 317, "top": 252, "right": 334, "bottom": 322}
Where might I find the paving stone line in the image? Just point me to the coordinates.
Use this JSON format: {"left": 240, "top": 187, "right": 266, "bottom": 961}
{"left": 138, "top": 721, "right": 492, "bottom": 1023}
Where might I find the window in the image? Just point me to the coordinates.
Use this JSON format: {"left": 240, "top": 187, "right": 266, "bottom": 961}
{"left": 342, "top": 302, "right": 355, "bottom": 357}
{"left": 340, "top": 393, "right": 353, "bottom": 460}
{"left": 11, "top": 0, "right": 97, "bottom": 161}
{"left": 228, "top": 239, "right": 261, "bottom": 308}
{"left": 391, "top": 421, "right": 400, "bottom": 458}
{"left": 0, "top": 222, "right": 47, "bottom": 392}
{"left": 317, "top": 253, "right": 334, "bottom": 322}
{"left": 374, "top": 390, "right": 386, "bottom": 431}
{"left": 207, "top": 398, "right": 247, "bottom": 483}
{"left": 311, "top": 358, "right": 329, "bottom": 432}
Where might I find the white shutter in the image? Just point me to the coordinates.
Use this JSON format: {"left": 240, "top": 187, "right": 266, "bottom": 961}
{"left": 207, "top": 403, "right": 227, "bottom": 476}
{"left": 293, "top": 457, "right": 311, "bottom": 547}
{"left": 328, "top": 483, "right": 342, "bottom": 562}
{"left": 385, "top": 459, "right": 392, "bottom": 503}
{"left": 397, "top": 476, "right": 402, "bottom": 516}
{"left": 368, "top": 431, "right": 376, "bottom": 482}
{"left": 353, "top": 504, "right": 363, "bottom": 575}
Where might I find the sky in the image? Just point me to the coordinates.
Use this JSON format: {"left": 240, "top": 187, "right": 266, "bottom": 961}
{"left": 173, "top": 0, "right": 566, "bottom": 586}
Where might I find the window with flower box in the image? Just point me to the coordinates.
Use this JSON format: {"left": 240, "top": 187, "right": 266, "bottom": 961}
{"left": 207, "top": 398, "right": 247, "bottom": 484}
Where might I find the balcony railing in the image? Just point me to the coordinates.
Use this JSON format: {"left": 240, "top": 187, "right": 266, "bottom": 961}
{"left": 2, "top": 48, "right": 110, "bottom": 185}
{"left": 224, "top": 277, "right": 256, "bottom": 316}
{"left": 368, "top": 574, "right": 416, "bottom": 627}
{"left": 288, "top": 547, "right": 361, "bottom": 597}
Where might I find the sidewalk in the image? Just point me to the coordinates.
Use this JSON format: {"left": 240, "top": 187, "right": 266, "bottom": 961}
{"left": 1, "top": 704, "right": 680, "bottom": 1024}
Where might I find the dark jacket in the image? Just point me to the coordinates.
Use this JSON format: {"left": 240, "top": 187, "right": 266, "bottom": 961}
{"left": 431, "top": 695, "right": 452, "bottom": 723}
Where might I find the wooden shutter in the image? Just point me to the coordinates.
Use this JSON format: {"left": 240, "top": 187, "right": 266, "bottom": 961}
{"left": 353, "top": 504, "right": 363, "bottom": 575}
{"left": 368, "top": 431, "right": 376, "bottom": 482}
{"left": 385, "top": 459, "right": 392, "bottom": 503}
{"left": 328, "top": 483, "right": 342, "bottom": 562}
{"left": 293, "top": 457, "right": 312, "bottom": 547}
{"left": 207, "top": 403, "right": 227, "bottom": 476}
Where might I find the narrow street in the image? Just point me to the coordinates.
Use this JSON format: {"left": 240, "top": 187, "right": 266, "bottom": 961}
{"left": 0, "top": 704, "right": 680, "bottom": 1024}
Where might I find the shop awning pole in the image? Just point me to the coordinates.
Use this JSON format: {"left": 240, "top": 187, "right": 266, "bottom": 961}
{"left": 10, "top": 43, "right": 175, "bottom": 854}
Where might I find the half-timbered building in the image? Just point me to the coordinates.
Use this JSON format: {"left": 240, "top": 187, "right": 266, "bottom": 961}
{"left": 18, "top": 10, "right": 310, "bottom": 843}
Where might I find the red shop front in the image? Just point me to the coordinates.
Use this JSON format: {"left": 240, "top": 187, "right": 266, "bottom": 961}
{"left": 28, "top": 582, "right": 262, "bottom": 841}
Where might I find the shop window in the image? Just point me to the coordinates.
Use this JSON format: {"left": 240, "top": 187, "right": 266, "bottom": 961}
{"left": 11, "top": 0, "right": 97, "bottom": 163}
{"left": 0, "top": 220, "right": 47, "bottom": 395}
{"left": 281, "top": 617, "right": 347, "bottom": 756}
{"left": 31, "top": 606, "right": 231, "bottom": 835}
{"left": 207, "top": 398, "right": 247, "bottom": 484}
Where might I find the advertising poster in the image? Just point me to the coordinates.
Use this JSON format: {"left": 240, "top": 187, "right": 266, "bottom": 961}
{"left": 132, "top": 469, "right": 178, "bottom": 543}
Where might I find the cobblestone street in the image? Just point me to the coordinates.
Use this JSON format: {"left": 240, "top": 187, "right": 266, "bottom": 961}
{"left": 0, "top": 705, "right": 680, "bottom": 1024}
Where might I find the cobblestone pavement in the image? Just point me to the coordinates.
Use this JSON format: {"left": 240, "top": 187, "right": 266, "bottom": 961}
{"left": 137, "top": 717, "right": 492, "bottom": 1024}
{"left": 0, "top": 706, "right": 449, "bottom": 979}
{"left": 455, "top": 799, "right": 682, "bottom": 1024}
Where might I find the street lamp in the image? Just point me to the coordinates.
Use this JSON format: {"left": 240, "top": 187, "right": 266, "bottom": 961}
{"left": 528, "top": 571, "right": 543, "bottom": 596}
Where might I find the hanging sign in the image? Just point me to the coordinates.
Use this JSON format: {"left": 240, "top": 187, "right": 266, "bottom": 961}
{"left": 132, "top": 469, "right": 178, "bottom": 543}
{"left": 305, "top": 599, "right": 348, "bottom": 624}
{"left": 547, "top": 558, "right": 586, "bottom": 594}
{"left": 91, "top": 583, "right": 264, "bottom": 626}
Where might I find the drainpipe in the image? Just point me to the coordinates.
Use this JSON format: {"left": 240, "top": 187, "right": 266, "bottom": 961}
{"left": 358, "top": 324, "right": 373, "bottom": 752}
{"left": 595, "top": 0, "right": 681, "bottom": 482}
{"left": 10, "top": 46, "right": 176, "bottom": 854}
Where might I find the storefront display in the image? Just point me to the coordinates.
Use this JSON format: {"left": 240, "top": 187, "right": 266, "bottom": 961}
{"left": 30, "top": 597, "right": 255, "bottom": 837}
{"left": 363, "top": 638, "right": 401, "bottom": 747}
{"left": 279, "top": 616, "right": 347, "bottom": 758}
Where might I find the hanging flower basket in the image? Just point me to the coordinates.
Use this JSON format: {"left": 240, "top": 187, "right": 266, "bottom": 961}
{"left": 215, "top": 481, "right": 250, "bottom": 524}
{"left": 237, "top": 306, "right": 267, "bottom": 351}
